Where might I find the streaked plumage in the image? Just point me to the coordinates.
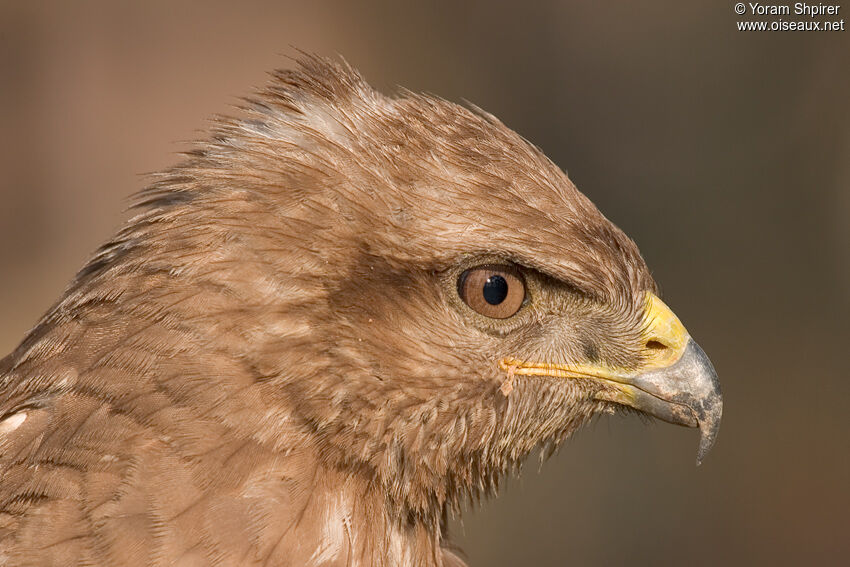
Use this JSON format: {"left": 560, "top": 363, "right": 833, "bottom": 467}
{"left": 0, "top": 56, "right": 720, "bottom": 566}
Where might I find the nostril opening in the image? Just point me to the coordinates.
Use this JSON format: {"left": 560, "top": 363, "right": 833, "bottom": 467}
{"left": 646, "top": 339, "right": 668, "bottom": 351}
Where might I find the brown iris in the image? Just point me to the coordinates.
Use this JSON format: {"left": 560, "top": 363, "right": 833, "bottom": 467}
{"left": 458, "top": 265, "right": 525, "bottom": 319}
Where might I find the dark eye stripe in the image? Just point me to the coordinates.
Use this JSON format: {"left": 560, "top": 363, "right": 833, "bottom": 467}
{"left": 458, "top": 266, "right": 525, "bottom": 319}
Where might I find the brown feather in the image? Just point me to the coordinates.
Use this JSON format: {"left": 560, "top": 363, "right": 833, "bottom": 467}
{"left": 0, "top": 55, "right": 656, "bottom": 566}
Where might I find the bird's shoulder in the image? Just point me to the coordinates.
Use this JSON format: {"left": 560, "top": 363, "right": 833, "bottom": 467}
{"left": 0, "top": 381, "right": 339, "bottom": 565}
{"left": 0, "top": 334, "right": 328, "bottom": 566}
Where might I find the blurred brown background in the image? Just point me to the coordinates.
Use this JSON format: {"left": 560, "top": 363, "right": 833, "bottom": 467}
{"left": 1, "top": 1, "right": 847, "bottom": 565}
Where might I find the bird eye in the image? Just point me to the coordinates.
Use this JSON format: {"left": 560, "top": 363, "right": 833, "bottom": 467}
{"left": 458, "top": 266, "right": 525, "bottom": 319}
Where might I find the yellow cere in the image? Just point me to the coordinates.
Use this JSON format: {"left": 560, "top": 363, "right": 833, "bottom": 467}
{"left": 641, "top": 292, "right": 689, "bottom": 369}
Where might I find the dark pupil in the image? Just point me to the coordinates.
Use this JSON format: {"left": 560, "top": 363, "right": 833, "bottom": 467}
{"left": 482, "top": 275, "right": 509, "bottom": 305}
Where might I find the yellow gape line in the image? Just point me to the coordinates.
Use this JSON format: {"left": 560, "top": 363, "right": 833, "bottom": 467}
{"left": 497, "top": 292, "right": 721, "bottom": 465}
{"left": 499, "top": 292, "right": 691, "bottom": 380}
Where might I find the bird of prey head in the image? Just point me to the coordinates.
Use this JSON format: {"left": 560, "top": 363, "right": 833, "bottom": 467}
{"left": 0, "top": 56, "right": 721, "bottom": 565}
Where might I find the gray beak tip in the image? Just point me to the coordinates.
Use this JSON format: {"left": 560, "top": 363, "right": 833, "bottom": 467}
{"left": 691, "top": 340, "right": 723, "bottom": 466}
{"left": 694, "top": 400, "right": 723, "bottom": 466}
{"left": 628, "top": 338, "right": 723, "bottom": 466}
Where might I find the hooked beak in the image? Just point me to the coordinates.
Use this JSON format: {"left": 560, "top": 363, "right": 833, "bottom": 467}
{"left": 613, "top": 337, "right": 721, "bottom": 465}
{"left": 500, "top": 294, "right": 722, "bottom": 465}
